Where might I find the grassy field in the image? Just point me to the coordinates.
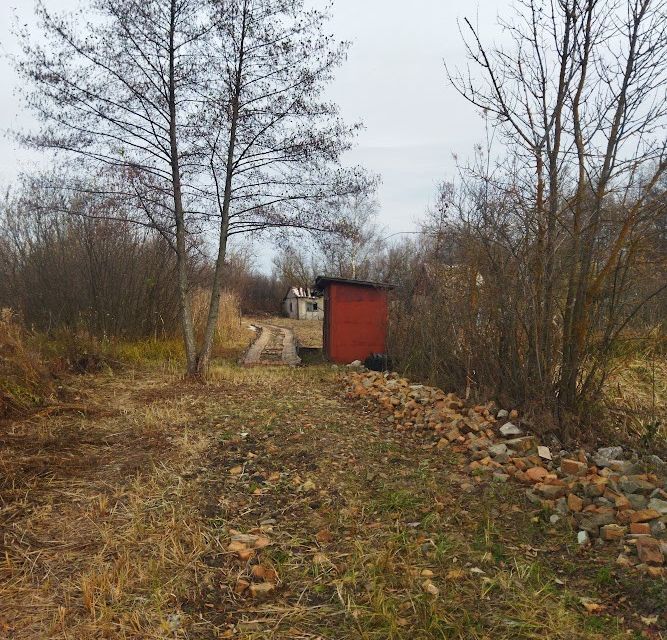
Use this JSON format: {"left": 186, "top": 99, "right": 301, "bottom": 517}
{"left": 0, "top": 325, "right": 664, "bottom": 638}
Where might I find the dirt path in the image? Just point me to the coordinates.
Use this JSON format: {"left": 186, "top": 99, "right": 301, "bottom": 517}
{"left": 243, "top": 324, "right": 301, "bottom": 366}
{"left": 1, "top": 363, "right": 663, "bottom": 639}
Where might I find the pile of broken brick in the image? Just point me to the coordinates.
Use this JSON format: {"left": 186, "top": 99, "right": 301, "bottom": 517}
{"left": 346, "top": 369, "right": 667, "bottom": 577}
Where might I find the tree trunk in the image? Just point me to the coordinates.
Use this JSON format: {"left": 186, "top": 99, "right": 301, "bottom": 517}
{"left": 195, "top": 0, "right": 248, "bottom": 376}
{"left": 168, "top": 0, "right": 197, "bottom": 376}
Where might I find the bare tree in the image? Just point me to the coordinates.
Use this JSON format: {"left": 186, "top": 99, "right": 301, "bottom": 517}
{"left": 0, "top": 177, "right": 191, "bottom": 338}
{"left": 195, "top": 0, "right": 369, "bottom": 373}
{"left": 447, "top": 0, "right": 667, "bottom": 426}
{"left": 14, "top": 0, "right": 212, "bottom": 373}
{"left": 14, "top": 0, "right": 366, "bottom": 376}
{"left": 272, "top": 244, "right": 319, "bottom": 290}
{"left": 315, "top": 190, "right": 383, "bottom": 280}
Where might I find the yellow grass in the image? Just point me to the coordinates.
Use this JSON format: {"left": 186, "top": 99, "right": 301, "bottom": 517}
{"left": 0, "top": 373, "right": 217, "bottom": 639}
{"left": 603, "top": 352, "right": 667, "bottom": 449}
{"left": 0, "top": 308, "right": 51, "bottom": 417}
{"left": 1, "top": 339, "right": 663, "bottom": 638}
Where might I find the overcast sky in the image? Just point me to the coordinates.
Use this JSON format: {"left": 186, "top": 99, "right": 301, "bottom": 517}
{"left": 0, "top": 0, "right": 511, "bottom": 268}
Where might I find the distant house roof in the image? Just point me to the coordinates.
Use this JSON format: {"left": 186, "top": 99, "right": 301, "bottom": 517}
{"left": 314, "top": 276, "right": 395, "bottom": 291}
{"left": 283, "top": 286, "right": 321, "bottom": 301}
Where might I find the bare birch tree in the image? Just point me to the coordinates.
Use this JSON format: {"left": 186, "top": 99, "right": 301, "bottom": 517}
{"left": 194, "top": 0, "right": 368, "bottom": 373}
{"left": 14, "top": 0, "right": 365, "bottom": 376}
{"left": 14, "top": 0, "right": 211, "bottom": 373}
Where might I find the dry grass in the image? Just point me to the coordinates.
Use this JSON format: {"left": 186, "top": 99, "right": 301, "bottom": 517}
{"left": 603, "top": 351, "right": 667, "bottom": 452}
{"left": 0, "top": 373, "right": 219, "bottom": 638}
{"left": 1, "top": 347, "right": 663, "bottom": 639}
{"left": 192, "top": 289, "right": 253, "bottom": 358}
{"left": 0, "top": 309, "right": 52, "bottom": 418}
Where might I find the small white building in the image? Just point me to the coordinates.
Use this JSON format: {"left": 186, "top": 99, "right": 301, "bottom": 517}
{"left": 282, "top": 287, "right": 324, "bottom": 320}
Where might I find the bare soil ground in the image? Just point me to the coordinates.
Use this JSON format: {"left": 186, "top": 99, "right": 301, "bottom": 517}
{"left": 1, "top": 352, "right": 664, "bottom": 638}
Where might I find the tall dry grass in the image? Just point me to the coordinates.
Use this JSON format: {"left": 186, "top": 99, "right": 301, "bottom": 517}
{"left": 0, "top": 309, "right": 51, "bottom": 417}
{"left": 190, "top": 288, "right": 249, "bottom": 355}
{"left": 602, "top": 334, "right": 667, "bottom": 452}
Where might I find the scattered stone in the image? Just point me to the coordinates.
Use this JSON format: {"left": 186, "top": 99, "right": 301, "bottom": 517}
{"left": 577, "top": 530, "right": 590, "bottom": 545}
{"left": 593, "top": 447, "right": 624, "bottom": 467}
{"left": 648, "top": 455, "right": 666, "bottom": 472}
{"left": 647, "top": 498, "right": 667, "bottom": 515}
{"left": 555, "top": 497, "right": 569, "bottom": 515}
{"left": 608, "top": 460, "right": 635, "bottom": 474}
{"left": 575, "top": 511, "right": 615, "bottom": 533}
{"left": 630, "top": 522, "right": 651, "bottom": 535}
{"left": 537, "top": 446, "right": 552, "bottom": 461}
{"left": 422, "top": 580, "right": 439, "bottom": 596}
{"left": 560, "top": 459, "right": 588, "bottom": 477}
{"left": 636, "top": 537, "right": 664, "bottom": 565}
{"left": 525, "top": 466, "right": 549, "bottom": 483}
{"left": 251, "top": 564, "right": 277, "bottom": 582}
{"left": 600, "top": 524, "right": 626, "bottom": 541}
{"left": 616, "top": 553, "right": 635, "bottom": 568}
{"left": 614, "top": 494, "right": 631, "bottom": 510}
{"left": 619, "top": 477, "right": 655, "bottom": 495}
{"left": 504, "top": 437, "right": 536, "bottom": 453}
{"left": 445, "top": 427, "right": 461, "bottom": 442}
{"left": 346, "top": 369, "right": 667, "bottom": 576}
{"left": 626, "top": 493, "right": 648, "bottom": 510}
{"left": 630, "top": 509, "right": 661, "bottom": 523}
{"left": 584, "top": 481, "right": 606, "bottom": 498}
{"left": 234, "top": 579, "right": 250, "bottom": 594}
{"left": 249, "top": 583, "right": 276, "bottom": 598}
{"left": 489, "top": 443, "right": 508, "bottom": 457}
{"left": 568, "top": 493, "right": 584, "bottom": 512}
{"left": 500, "top": 422, "right": 523, "bottom": 437}
{"left": 580, "top": 598, "right": 605, "bottom": 614}
{"left": 535, "top": 483, "right": 566, "bottom": 499}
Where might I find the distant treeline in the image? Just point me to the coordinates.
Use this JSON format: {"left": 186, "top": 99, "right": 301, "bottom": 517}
{"left": 0, "top": 183, "right": 284, "bottom": 339}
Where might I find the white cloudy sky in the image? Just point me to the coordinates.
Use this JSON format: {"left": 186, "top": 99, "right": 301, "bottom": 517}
{"left": 0, "top": 0, "right": 511, "bottom": 266}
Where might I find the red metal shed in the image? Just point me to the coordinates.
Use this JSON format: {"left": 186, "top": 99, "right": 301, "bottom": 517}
{"left": 314, "top": 276, "right": 394, "bottom": 364}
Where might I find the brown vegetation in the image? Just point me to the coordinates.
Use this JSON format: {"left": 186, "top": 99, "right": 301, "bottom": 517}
{"left": 2, "top": 353, "right": 664, "bottom": 638}
{"left": 0, "top": 309, "right": 51, "bottom": 418}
